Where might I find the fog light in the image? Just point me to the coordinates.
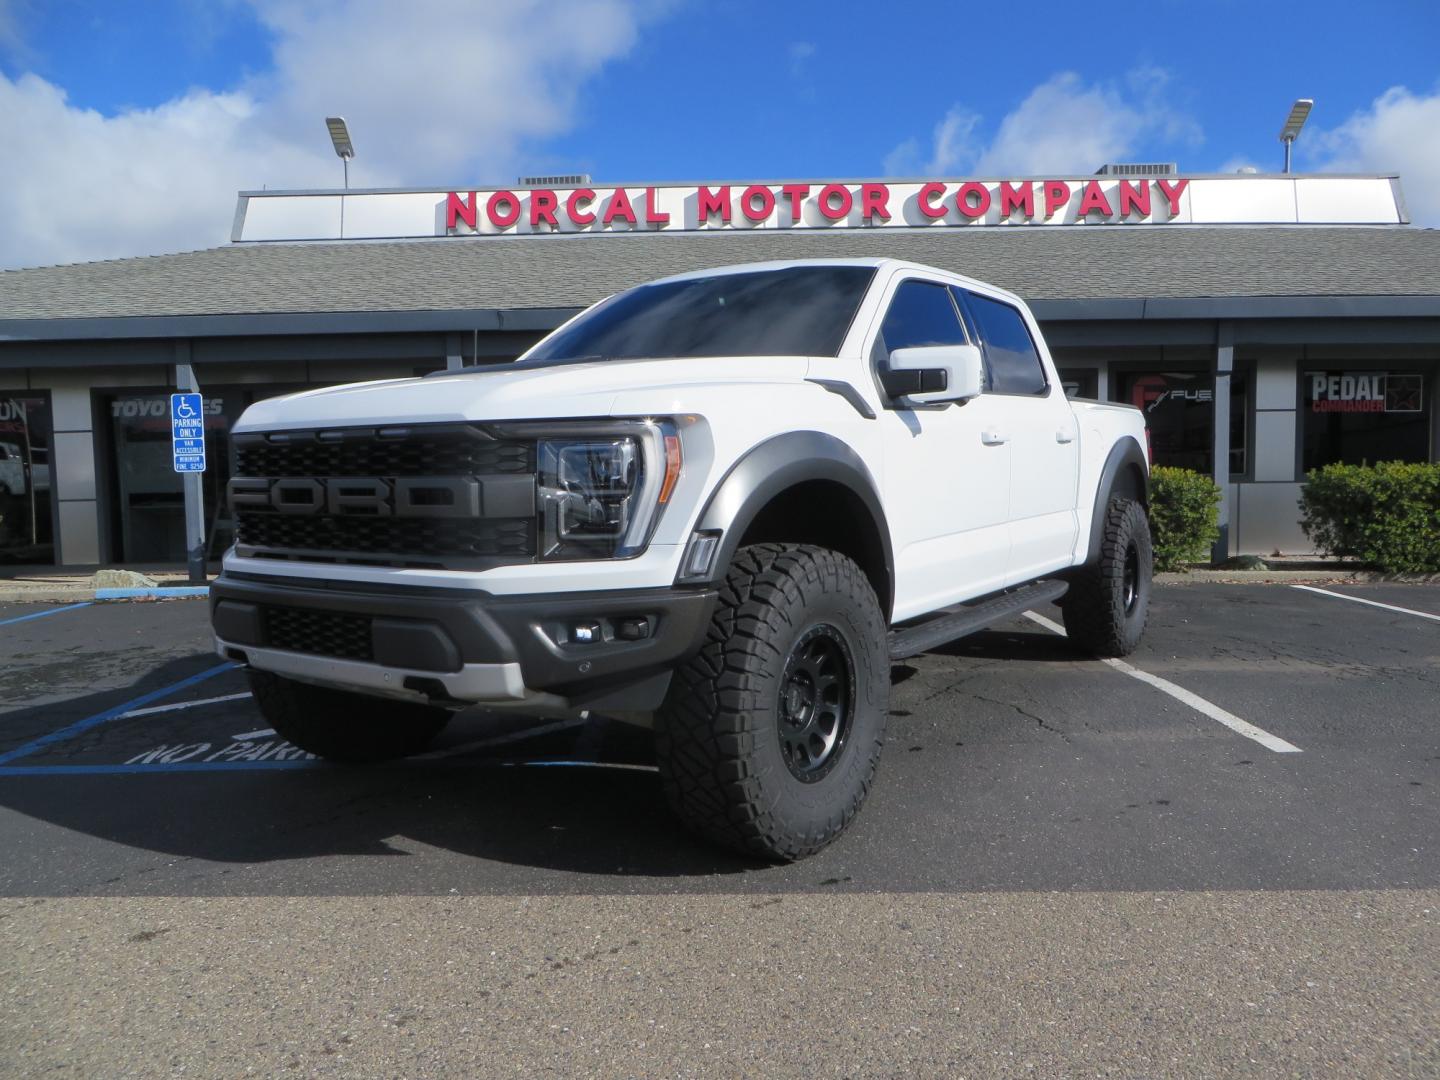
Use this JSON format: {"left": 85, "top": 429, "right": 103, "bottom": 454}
{"left": 571, "top": 622, "right": 601, "bottom": 644}
{"left": 616, "top": 617, "right": 651, "bottom": 641}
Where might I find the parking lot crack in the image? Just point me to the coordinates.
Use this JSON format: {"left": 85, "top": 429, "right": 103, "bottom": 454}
{"left": 970, "top": 693, "right": 1071, "bottom": 743}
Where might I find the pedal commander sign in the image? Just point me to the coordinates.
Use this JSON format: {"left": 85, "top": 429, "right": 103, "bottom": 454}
{"left": 1307, "top": 372, "right": 1424, "bottom": 414}
{"left": 233, "top": 175, "right": 1407, "bottom": 242}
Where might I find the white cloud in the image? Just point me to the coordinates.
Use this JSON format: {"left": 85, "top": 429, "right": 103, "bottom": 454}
{"left": 0, "top": 0, "right": 663, "bottom": 269}
{"left": 884, "top": 71, "right": 1200, "bottom": 177}
{"left": 1310, "top": 85, "right": 1440, "bottom": 227}
{"left": 883, "top": 105, "right": 978, "bottom": 176}
{"left": 787, "top": 40, "right": 815, "bottom": 79}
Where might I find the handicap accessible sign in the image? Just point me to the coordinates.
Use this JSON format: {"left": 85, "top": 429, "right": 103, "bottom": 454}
{"left": 171, "top": 393, "right": 206, "bottom": 473}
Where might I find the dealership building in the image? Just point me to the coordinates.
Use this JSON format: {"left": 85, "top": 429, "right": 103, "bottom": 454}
{"left": 1, "top": 168, "right": 1437, "bottom": 570}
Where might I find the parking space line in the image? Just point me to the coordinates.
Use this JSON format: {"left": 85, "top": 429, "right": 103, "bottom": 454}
{"left": 120, "top": 692, "right": 253, "bottom": 719}
{"left": 1022, "top": 611, "right": 1302, "bottom": 754}
{"left": 411, "top": 718, "right": 587, "bottom": 761}
{"left": 1291, "top": 584, "right": 1440, "bottom": 624}
{"left": 0, "top": 760, "right": 316, "bottom": 776}
{"left": 0, "top": 755, "right": 656, "bottom": 777}
{"left": 513, "top": 760, "right": 660, "bottom": 773}
{"left": 0, "top": 602, "right": 93, "bottom": 628}
{"left": 0, "top": 662, "right": 238, "bottom": 766}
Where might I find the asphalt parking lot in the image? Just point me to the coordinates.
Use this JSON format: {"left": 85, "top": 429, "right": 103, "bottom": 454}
{"left": 2, "top": 582, "right": 1437, "bottom": 1075}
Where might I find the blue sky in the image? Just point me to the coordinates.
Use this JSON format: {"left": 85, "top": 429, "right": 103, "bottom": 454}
{"left": 2, "top": 0, "right": 1438, "bottom": 268}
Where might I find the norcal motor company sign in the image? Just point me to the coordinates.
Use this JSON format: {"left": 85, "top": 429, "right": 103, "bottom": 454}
{"left": 442, "top": 178, "right": 1191, "bottom": 233}
{"left": 233, "top": 175, "right": 1406, "bottom": 242}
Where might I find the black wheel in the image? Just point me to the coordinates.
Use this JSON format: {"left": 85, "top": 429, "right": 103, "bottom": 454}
{"left": 1062, "top": 497, "right": 1152, "bottom": 657}
{"left": 655, "top": 543, "right": 889, "bottom": 861}
{"left": 248, "top": 670, "right": 451, "bottom": 762}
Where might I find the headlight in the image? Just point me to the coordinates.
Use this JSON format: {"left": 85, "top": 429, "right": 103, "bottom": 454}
{"left": 517, "top": 420, "right": 681, "bottom": 561}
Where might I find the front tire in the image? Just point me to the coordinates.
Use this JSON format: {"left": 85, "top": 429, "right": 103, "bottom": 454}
{"left": 655, "top": 543, "right": 889, "bottom": 861}
{"left": 248, "top": 670, "right": 451, "bottom": 762}
{"left": 1062, "top": 497, "right": 1152, "bottom": 657}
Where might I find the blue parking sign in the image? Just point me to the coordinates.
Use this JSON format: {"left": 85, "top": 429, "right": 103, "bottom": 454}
{"left": 171, "top": 393, "right": 206, "bottom": 473}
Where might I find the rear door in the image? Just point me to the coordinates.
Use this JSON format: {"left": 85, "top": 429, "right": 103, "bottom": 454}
{"left": 873, "top": 276, "right": 1013, "bottom": 620}
{"left": 954, "top": 287, "right": 1079, "bottom": 582}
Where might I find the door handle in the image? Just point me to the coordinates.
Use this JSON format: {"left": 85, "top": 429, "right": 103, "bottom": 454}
{"left": 980, "top": 430, "right": 1010, "bottom": 446}
{"left": 1055, "top": 429, "right": 1075, "bottom": 444}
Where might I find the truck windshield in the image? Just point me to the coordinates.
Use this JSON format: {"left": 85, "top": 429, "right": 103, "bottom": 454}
{"left": 522, "top": 265, "right": 877, "bottom": 362}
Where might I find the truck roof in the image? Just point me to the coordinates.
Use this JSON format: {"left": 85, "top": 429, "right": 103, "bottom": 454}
{"left": 646, "top": 257, "right": 1027, "bottom": 307}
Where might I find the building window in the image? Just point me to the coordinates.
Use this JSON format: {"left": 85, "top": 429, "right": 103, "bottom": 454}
{"left": 102, "top": 390, "right": 245, "bottom": 562}
{"left": 1118, "top": 371, "right": 1247, "bottom": 477}
{"left": 1058, "top": 368, "right": 1099, "bottom": 399}
{"left": 1302, "top": 370, "right": 1429, "bottom": 471}
{"left": 0, "top": 394, "right": 54, "bottom": 565}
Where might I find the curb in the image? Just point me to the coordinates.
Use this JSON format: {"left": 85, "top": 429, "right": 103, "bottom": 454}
{"left": 95, "top": 586, "right": 211, "bottom": 600}
{"left": 1156, "top": 569, "right": 1440, "bottom": 585}
{"left": 0, "top": 586, "right": 210, "bottom": 603}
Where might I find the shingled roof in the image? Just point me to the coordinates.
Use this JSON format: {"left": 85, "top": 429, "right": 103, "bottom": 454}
{"left": 2, "top": 225, "right": 1439, "bottom": 322}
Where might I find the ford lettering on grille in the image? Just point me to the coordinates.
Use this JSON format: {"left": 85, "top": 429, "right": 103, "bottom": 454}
{"left": 230, "top": 476, "right": 481, "bottom": 518}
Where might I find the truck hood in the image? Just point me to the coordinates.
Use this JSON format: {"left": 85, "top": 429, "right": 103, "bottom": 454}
{"left": 234, "top": 355, "right": 812, "bottom": 431}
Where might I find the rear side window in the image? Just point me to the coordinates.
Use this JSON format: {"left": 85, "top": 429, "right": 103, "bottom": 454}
{"left": 959, "top": 290, "right": 1048, "bottom": 395}
{"left": 878, "top": 280, "right": 967, "bottom": 354}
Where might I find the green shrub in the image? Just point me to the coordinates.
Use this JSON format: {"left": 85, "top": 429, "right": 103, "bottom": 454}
{"left": 1299, "top": 462, "right": 1440, "bottom": 573}
{"left": 1147, "top": 467, "right": 1222, "bottom": 572}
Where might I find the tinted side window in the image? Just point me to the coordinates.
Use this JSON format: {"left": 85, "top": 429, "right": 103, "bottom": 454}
{"left": 879, "top": 280, "right": 966, "bottom": 354}
{"left": 963, "top": 291, "right": 1048, "bottom": 395}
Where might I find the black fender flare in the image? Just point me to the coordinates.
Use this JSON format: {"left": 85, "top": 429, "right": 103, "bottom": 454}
{"left": 681, "top": 431, "right": 895, "bottom": 617}
{"left": 1082, "top": 436, "right": 1149, "bottom": 565}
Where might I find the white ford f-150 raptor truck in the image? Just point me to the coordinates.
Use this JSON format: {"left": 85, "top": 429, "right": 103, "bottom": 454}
{"left": 211, "top": 258, "right": 1151, "bottom": 860}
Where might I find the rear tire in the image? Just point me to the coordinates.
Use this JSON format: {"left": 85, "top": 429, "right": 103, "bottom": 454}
{"left": 1062, "top": 497, "right": 1152, "bottom": 657}
{"left": 655, "top": 543, "right": 889, "bottom": 862}
{"left": 248, "top": 670, "right": 451, "bottom": 762}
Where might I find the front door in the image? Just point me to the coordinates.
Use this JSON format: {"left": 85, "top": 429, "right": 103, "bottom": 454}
{"left": 874, "top": 276, "right": 1013, "bottom": 622}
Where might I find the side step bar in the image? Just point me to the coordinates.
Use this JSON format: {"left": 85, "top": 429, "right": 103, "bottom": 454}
{"left": 888, "top": 579, "right": 1069, "bottom": 660}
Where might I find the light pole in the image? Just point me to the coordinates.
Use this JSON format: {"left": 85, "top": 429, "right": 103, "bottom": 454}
{"left": 1279, "top": 99, "right": 1313, "bottom": 174}
{"left": 326, "top": 116, "right": 355, "bottom": 236}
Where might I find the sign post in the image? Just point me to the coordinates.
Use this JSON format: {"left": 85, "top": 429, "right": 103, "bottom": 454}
{"left": 171, "top": 373, "right": 207, "bottom": 585}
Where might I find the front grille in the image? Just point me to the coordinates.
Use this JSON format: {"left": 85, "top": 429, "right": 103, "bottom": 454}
{"left": 265, "top": 606, "right": 373, "bottom": 662}
{"left": 237, "top": 515, "right": 535, "bottom": 561}
{"left": 235, "top": 429, "right": 533, "bottom": 478}
{"left": 231, "top": 424, "right": 537, "bottom": 568}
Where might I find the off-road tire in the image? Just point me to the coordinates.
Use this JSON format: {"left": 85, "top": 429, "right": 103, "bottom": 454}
{"left": 248, "top": 670, "right": 451, "bottom": 762}
{"left": 1062, "top": 497, "right": 1152, "bottom": 657}
{"left": 655, "top": 543, "right": 889, "bottom": 861}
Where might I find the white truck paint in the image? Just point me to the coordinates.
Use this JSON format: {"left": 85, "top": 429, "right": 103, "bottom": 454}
{"left": 212, "top": 258, "right": 1152, "bottom": 859}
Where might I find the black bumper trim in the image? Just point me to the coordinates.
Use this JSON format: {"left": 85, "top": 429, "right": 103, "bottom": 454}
{"left": 210, "top": 573, "right": 717, "bottom": 701}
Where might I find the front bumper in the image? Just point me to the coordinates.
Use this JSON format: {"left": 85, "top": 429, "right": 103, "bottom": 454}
{"left": 210, "top": 572, "right": 717, "bottom": 710}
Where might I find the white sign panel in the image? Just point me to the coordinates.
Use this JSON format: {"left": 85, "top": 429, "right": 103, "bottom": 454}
{"left": 233, "top": 175, "right": 1406, "bottom": 243}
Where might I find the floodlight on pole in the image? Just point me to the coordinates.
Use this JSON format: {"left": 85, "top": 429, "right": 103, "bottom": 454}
{"left": 1278, "top": 99, "right": 1312, "bottom": 174}
{"left": 326, "top": 116, "right": 354, "bottom": 189}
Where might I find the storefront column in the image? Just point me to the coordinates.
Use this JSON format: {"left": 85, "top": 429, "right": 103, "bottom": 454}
{"left": 1211, "top": 324, "right": 1233, "bottom": 563}
{"left": 48, "top": 373, "right": 102, "bottom": 566}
